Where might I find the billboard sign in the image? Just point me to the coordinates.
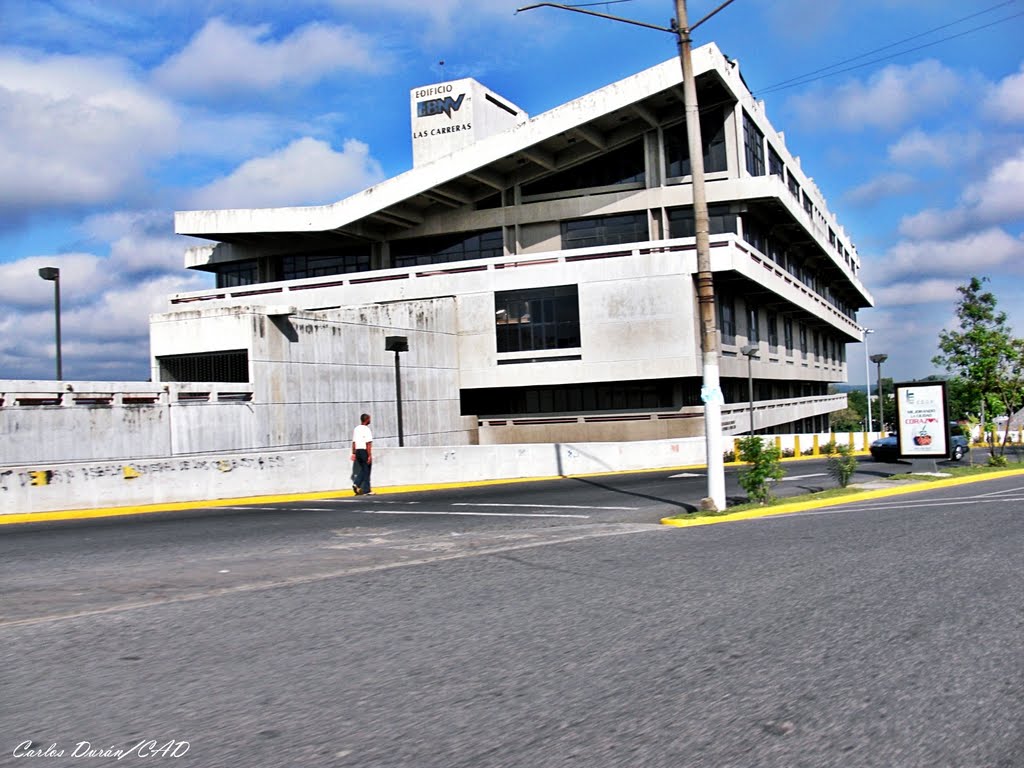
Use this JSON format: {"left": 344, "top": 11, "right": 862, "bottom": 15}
{"left": 894, "top": 381, "right": 950, "bottom": 459}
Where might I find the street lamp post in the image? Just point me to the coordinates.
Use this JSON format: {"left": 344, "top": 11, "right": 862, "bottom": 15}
{"left": 516, "top": 0, "right": 736, "bottom": 510}
{"left": 38, "top": 267, "right": 62, "bottom": 380}
{"left": 741, "top": 344, "right": 758, "bottom": 435}
{"left": 870, "top": 353, "right": 888, "bottom": 433}
{"left": 863, "top": 328, "right": 874, "bottom": 433}
{"left": 385, "top": 336, "right": 409, "bottom": 446}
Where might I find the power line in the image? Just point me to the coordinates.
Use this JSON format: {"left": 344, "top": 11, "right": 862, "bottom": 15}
{"left": 757, "top": 0, "right": 1015, "bottom": 93}
{"left": 755, "top": 4, "right": 1023, "bottom": 97}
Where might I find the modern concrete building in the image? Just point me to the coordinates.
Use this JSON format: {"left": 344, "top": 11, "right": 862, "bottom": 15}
{"left": 162, "top": 42, "right": 872, "bottom": 448}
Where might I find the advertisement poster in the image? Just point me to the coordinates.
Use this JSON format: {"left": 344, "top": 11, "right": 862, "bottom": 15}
{"left": 895, "top": 381, "right": 950, "bottom": 459}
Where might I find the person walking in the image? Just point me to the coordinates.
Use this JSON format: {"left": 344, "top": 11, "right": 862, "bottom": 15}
{"left": 351, "top": 413, "right": 373, "bottom": 496}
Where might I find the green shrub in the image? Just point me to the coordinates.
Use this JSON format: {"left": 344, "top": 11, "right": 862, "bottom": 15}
{"left": 821, "top": 440, "right": 838, "bottom": 455}
{"left": 781, "top": 448, "right": 796, "bottom": 458}
{"left": 826, "top": 444, "right": 859, "bottom": 488}
{"left": 802, "top": 447, "right": 816, "bottom": 456}
{"left": 723, "top": 450, "right": 736, "bottom": 463}
{"left": 736, "top": 436, "right": 785, "bottom": 504}
{"left": 987, "top": 453, "right": 1009, "bottom": 467}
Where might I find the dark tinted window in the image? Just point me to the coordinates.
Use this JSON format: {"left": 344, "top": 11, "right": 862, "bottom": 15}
{"left": 665, "top": 107, "right": 729, "bottom": 176}
{"left": 280, "top": 249, "right": 370, "bottom": 280}
{"left": 392, "top": 229, "right": 503, "bottom": 268}
{"left": 158, "top": 350, "right": 248, "bottom": 383}
{"left": 561, "top": 213, "right": 649, "bottom": 250}
{"left": 522, "top": 140, "right": 644, "bottom": 197}
{"left": 495, "top": 285, "right": 580, "bottom": 353}
{"left": 462, "top": 378, "right": 677, "bottom": 416}
{"left": 215, "top": 260, "right": 258, "bottom": 288}
{"left": 667, "top": 205, "right": 737, "bottom": 238}
{"left": 743, "top": 111, "right": 765, "bottom": 176}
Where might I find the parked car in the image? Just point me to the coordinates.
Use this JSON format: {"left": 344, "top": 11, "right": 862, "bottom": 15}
{"left": 869, "top": 423, "right": 970, "bottom": 463}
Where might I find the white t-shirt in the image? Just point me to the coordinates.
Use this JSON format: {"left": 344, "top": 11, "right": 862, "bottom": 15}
{"left": 352, "top": 424, "right": 373, "bottom": 450}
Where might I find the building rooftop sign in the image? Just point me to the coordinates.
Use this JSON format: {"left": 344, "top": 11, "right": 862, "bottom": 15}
{"left": 410, "top": 78, "right": 527, "bottom": 167}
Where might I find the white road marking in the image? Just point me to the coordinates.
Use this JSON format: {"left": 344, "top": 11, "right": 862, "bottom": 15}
{"left": 357, "top": 510, "right": 591, "bottom": 519}
{"left": 972, "top": 485, "right": 1024, "bottom": 498}
{"left": 219, "top": 506, "right": 290, "bottom": 510}
{"left": 320, "top": 499, "right": 420, "bottom": 504}
{"left": 668, "top": 473, "right": 704, "bottom": 478}
{"left": 792, "top": 496, "right": 1024, "bottom": 516}
{"left": 781, "top": 473, "right": 829, "bottom": 481}
{"left": 451, "top": 502, "right": 634, "bottom": 511}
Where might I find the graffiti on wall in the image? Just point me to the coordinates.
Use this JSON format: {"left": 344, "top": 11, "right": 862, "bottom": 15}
{"left": 1, "top": 455, "right": 286, "bottom": 492}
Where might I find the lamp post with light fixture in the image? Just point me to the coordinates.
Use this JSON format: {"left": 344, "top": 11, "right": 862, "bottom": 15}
{"left": 38, "top": 266, "right": 62, "bottom": 380}
{"left": 863, "top": 328, "right": 874, "bottom": 433}
{"left": 385, "top": 336, "right": 409, "bottom": 446}
{"left": 870, "top": 353, "right": 888, "bottom": 433}
{"left": 741, "top": 344, "right": 758, "bottom": 434}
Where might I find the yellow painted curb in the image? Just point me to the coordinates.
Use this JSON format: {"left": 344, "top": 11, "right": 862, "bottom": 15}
{"left": 661, "top": 468, "right": 1024, "bottom": 527}
{"left": 1, "top": 461, "right": 716, "bottom": 525}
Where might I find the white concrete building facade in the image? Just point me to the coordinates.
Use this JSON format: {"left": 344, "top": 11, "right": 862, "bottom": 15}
{"left": 162, "top": 43, "right": 871, "bottom": 447}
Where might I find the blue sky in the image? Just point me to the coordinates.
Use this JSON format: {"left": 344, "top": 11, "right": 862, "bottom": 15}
{"left": 1, "top": 0, "right": 1022, "bottom": 385}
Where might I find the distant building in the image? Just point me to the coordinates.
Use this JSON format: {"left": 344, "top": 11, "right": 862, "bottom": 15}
{"left": 159, "top": 42, "right": 872, "bottom": 448}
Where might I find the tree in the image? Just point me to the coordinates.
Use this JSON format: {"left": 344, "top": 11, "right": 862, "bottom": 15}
{"left": 829, "top": 407, "right": 863, "bottom": 432}
{"left": 920, "top": 375, "right": 975, "bottom": 422}
{"left": 933, "top": 276, "right": 1024, "bottom": 458}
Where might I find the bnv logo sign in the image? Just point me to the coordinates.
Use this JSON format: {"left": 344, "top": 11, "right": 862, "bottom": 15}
{"left": 417, "top": 93, "right": 465, "bottom": 118}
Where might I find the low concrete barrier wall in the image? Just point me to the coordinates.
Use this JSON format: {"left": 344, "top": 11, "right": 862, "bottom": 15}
{"left": 1, "top": 437, "right": 710, "bottom": 516}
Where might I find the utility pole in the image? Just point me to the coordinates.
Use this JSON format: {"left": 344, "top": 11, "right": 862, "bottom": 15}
{"left": 516, "top": 0, "right": 735, "bottom": 510}
{"left": 675, "top": 0, "right": 729, "bottom": 510}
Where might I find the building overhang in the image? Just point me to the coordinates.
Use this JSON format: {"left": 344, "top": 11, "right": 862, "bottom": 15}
{"left": 174, "top": 44, "right": 737, "bottom": 248}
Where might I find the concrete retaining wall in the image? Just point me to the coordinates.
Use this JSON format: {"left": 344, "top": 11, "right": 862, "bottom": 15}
{"left": 1, "top": 437, "right": 710, "bottom": 515}
{"left": 1, "top": 431, "right": 888, "bottom": 516}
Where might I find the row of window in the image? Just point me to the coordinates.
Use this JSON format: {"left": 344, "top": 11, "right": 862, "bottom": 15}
{"left": 742, "top": 217, "right": 856, "bottom": 319}
{"left": 521, "top": 110, "right": 731, "bottom": 202}
{"left": 464, "top": 377, "right": 829, "bottom": 417}
{"left": 743, "top": 110, "right": 857, "bottom": 275}
{"left": 493, "top": 284, "right": 847, "bottom": 372}
{"left": 718, "top": 294, "right": 846, "bottom": 364}
{"left": 213, "top": 216, "right": 855, "bottom": 329}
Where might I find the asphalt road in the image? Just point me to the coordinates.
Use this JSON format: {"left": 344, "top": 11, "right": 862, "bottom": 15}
{"left": 0, "top": 455, "right": 986, "bottom": 623}
{"left": 2, "top": 465, "right": 1022, "bottom": 767}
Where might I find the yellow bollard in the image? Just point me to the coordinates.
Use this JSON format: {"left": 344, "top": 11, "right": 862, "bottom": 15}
{"left": 794, "top": 435, "right": 801, "bottom": 457}
{"left": 733, "top": 437, "right": 741, "bottom": 460}
{"left": 775, "top": 436, "right": 782, "bottom": 454}
{"left": 812, "top": 434, "right": 820, "bottom": 456}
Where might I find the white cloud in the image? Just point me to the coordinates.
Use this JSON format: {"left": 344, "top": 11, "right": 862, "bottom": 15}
{"left": 871, "top": 278, "right": 962, "bottom": 306}
{"left": 845, "top": 173, "right": 915, "bottom": 205}
{"left": 0, "top": 210, "right": 212, "bottom": 381}
{"left": 887, "top": 129, "right": 984, "bottom": 168}
{"left": 960, "top": 148, "right": 1024, "bottom": 224}
{"left": 153, "top": 18, "right": 384, "bottom": 97}
{"left": 189, "top": 137, "right": 385, "bottom": 210}
{"left": 789, "top": 59, "right": 963, "bottom": 132}
{"left": 984, "top": 61, "right": 1024, "bottom": 124}
{"left": 900, "top": 148, "right": 1024, "bottom": 239}
{"left": 0, "top": 52, "right": 179, "bottom": 222}
{"left": 874, "top": 228, "right": 1024, "bottom": 283}
{"left": 0, "top": 253, "right": 112, "bottom": 310}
